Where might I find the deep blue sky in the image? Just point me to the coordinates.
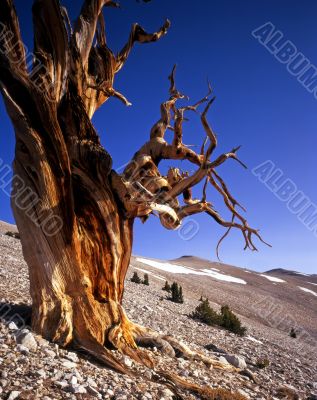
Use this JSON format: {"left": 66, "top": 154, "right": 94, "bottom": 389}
{"left": 1, "top": 0, "right": 317, "bottom": 274}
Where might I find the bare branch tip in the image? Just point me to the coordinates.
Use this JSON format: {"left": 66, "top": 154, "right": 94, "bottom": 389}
{"left": 105, "top": 1, "right": 121, "bottom": 8}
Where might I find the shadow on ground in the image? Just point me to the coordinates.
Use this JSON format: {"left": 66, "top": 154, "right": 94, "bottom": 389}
{"left": 0, "top": 302, "right": 32, "bottom": 328}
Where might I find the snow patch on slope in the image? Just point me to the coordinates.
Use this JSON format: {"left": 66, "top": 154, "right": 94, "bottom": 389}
{"left": 135, "top": 258, "right": 247, "bottom": 285}
{"left": 136, "top": 258, "right": 204, "bottom": 275}
{"left": 200, "top": 269, "right": 247, "bottom": 284}
{"left": 298, "top": 287, "right": 317, "bottom": 297}
{"left": 132, "top": 266, "right": 166, "bottom": 281}
{"left": 294, "top": 272, "right": 310, "bottom": 277}
{"left": 259, "top": 274, "right": 286, "bottom": 283}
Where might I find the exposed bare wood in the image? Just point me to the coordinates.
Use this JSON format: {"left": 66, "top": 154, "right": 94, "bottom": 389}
{"left": 32, "top": 0, "right": 69, "bottom": 102}
{"left": 116, "top": 19, "right": 171, "bottom": 73}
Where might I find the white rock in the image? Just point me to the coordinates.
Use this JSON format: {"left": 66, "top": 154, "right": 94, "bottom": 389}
{"left": 122, "top": 356, "right": 133, "bottom": 367}
{"left": 8, "top": 322, "right": 18, "bottom": 331}
{"left": 159, "top": 388, "right": 174, "bottom": 399}
{"left": 224, "top": 354, "right": 247, "bottom": 369}
{"left": 36, "top": 369, "right": 46, "bottom": 379}
{"left": 16, "top": 344, "right": 29, "bottom": 354}
{"left": 56, "top": 380, "right": 68, "bottom": 388}
{"left": 67, "top": 384, "right": 87, "bottom": 394}
{"left": 43, "top": 348, "right": 56, "bottom": 358}
{"left": 87, "top": 385, "right": 101, "bottom": 397}
{"left": 61, "top": 360, "right": 77, "bottom": 369}
{"left": 8, "top": 391, "right": 20, "bottom": 400}
{"left": 16, "top": 331, "right": 37, "bottom": 352}
{"left": 144, "top": 370, "right": 152, "bottom": 380}
{"left": 86, "top": 377, "right": 97, "bottom": 387}
{"left": 65, "top": 352, "right": 79, "bottom": 363}
{"left": 237, "top": 389, "right": 250, "bottom": 399}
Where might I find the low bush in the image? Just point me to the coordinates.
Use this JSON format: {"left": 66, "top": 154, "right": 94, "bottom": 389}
{"left": 5, "top": 231, "right": 20, "bottom": 239}
{"left": 190, "top": 301, "right": 247, "bottom": 336}
{"left": 190, "top": 299, "right": 222, "bottom": 326}
{"left": 131, "top": 271, "right": 141, "bottom": 284}
{"left": 256, "top": 358, "right": 270, "bottom": 369}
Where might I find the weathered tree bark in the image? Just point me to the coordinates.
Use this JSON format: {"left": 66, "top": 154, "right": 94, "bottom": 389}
{"left": 0, "top": 0, "right": 269, "bottom": 381}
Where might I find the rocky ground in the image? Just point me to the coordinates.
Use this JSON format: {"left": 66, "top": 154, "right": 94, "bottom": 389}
{"left": 0, "top": 226, "right": 316, "bottom": 400}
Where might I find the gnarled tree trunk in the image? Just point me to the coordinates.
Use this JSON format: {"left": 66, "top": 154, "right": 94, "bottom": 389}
{"left": 8, "top": 61, "right": 141, "bottom": 371}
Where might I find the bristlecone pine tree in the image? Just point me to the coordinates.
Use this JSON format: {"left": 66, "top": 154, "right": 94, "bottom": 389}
{"left": 290, "top": 327, "right": 297, "bottom": 338}
{"left": 170, "top": 282, "right": 184, "bottom": 304}
{"left": 0, "top": 0, "right": 269, "bottom": 385}
{"left": 162, "top": 281, "right": 171, "bottom": 292}
{"left": 142, "top": 273, "right": 149, "bottom": 286}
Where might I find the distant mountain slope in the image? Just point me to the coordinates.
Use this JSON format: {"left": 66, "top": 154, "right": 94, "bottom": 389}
{"left": 265, "top": 267, "right": 317, "bottom": 281}
{"left": 132, "top": 255, "right": 317, "bottom": 342}
{"left": 0, "top": 220, "right": 18, "bottom": 234}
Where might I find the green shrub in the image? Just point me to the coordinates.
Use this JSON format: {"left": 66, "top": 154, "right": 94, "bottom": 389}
{"left": 190, "top": 299, "right": 222, "bottom": 326}
{"left": 170, "top": 282, "right": 184, "bottom": 303}
{"left": 5, "top": 231, "right": 20, "bottom": 239}
{"left": 220, "top": 305, "right": 247, "bottom": 336}
{"left": 290, "top": 328, "right": 297, "bottom": 338}
{"left": 190, "top": 302, "right": 247, "bottom": 336}
{"left": 179, "top": 286, "right": 184, "bottom": 303}
{"left": 256, "top": 358, "right": 270, "bottom": 369}
{"left": 131, "top": 271, "right": 141, "bottom": 284}
{"left": 142, "top": 273, "right": 149, "bottom": 286}
{"left": 162, "top": 281, "right": 171, "bottom": 292}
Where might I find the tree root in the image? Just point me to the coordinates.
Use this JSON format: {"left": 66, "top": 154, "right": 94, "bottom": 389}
{"left": 70, "top": 323, "right": 244, "bottom": 399}
{"left": 133, "top": 328, "right": 238, "bottom": 372}
{"left": 161, "top": 335, "right": 239, "bottom": 372}
{"left": 155, "top": 372, "right": 248, "bottom": 399}
{"left": 73, "top": 336, "right": 129, "bottom": 375}
{"left": 134, "top": 329, "right": 243, "bottom": 399}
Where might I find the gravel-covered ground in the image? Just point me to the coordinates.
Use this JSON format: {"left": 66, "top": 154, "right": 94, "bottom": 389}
{"left": 0, "top": 229, "right": 316, "bottom": 400}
